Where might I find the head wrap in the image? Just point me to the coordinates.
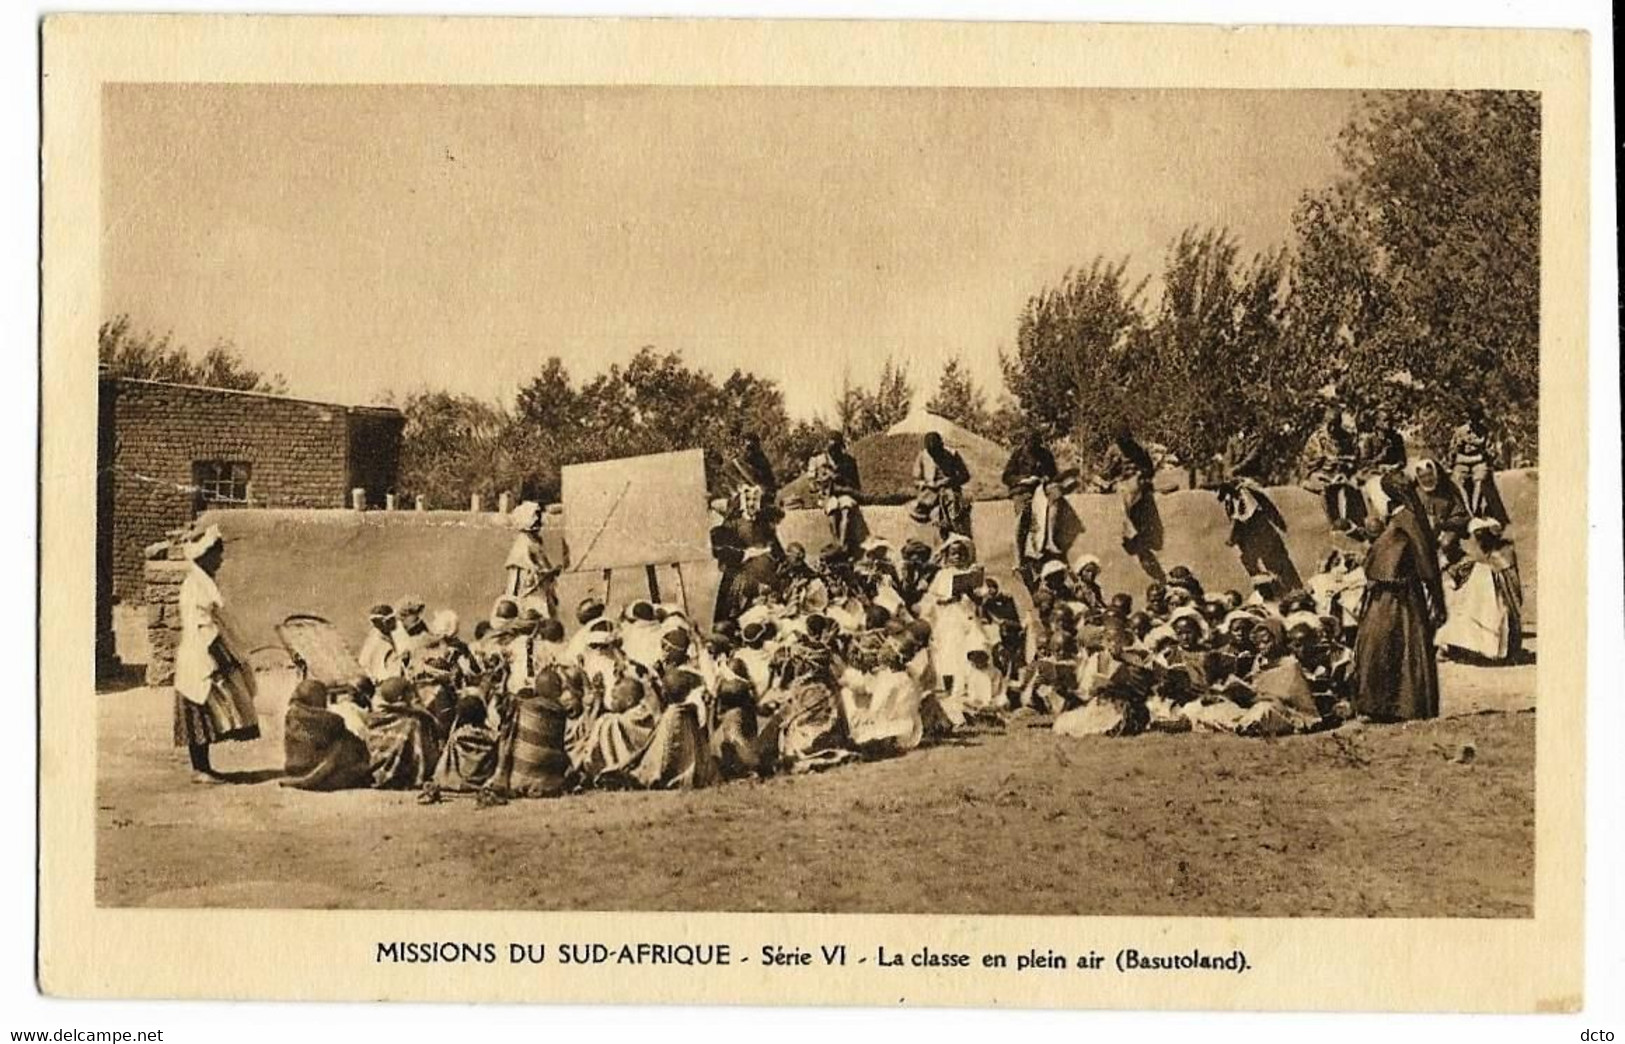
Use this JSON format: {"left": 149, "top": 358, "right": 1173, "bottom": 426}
{"left": 1168, "top": 605, "right": 1209, "bottom": 637}
{"left": 1070, "top": 553, "right": 1102, "bottom": 574}
{"left": 430, "top": 610, "right": 459, "bottom": 639}
{"left": 1284, "top": 611, "right": 1323, "bottom": 637}
{"left": 510, "top": 501, "right": 542, "bottom": 532}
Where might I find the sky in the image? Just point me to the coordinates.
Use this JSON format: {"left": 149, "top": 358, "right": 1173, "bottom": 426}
{"left": 102, "top": 85, "right": 1362, "bottom": 419}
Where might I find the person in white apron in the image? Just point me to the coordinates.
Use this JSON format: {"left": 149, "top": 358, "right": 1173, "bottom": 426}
{"left": 505, "top": 501, "right": 560, "bottom": 619}
{"left": 172, "top": 525, "right": 260, "bottom": 782}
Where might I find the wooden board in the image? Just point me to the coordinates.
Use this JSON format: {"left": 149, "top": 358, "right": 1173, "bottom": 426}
{"left": 560, "top": 449, "right": 713, "bottom": 572}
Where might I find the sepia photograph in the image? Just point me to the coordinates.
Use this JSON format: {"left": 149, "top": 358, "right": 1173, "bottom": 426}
{"left": 92, "top": 82, "right": 1541, "bottom": 917}
{"left": 36, "top": 13, "right": 1597, "bottom": 1014}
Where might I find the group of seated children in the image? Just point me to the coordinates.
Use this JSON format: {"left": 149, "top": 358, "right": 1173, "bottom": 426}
{"left": 1019, "top": 554, "right": 1356, "bottom": 738}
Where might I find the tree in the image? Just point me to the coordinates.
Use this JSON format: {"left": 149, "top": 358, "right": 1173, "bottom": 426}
{"left": 1150, "top": 228, "right": 1297, "bottom": 482}
{"left": 501, "top": 347, "right": 812, "bottom": 498}
{"left": 393, "top": 390, "right": 542, "bottom": 508}
{"left": 98, "top": 314, "right": 286, "bottom": 394}
{"left": 1291, "top": 91, "right": 1540, "bottom": 459}
{"left": 926, "top": 356, "right": 993, "bottom": 437}
{"left": 1001, "top": 257, "right": 1151, "bottom": 462}
{"left": 835, "top": 357, "right": 916, "bottom": 440}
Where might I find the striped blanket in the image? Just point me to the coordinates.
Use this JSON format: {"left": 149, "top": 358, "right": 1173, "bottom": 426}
{"left": 608, "top": 703, "right": 720, "bottom": 790}
{"left": 366, "top": 703, "right": 442, "bottom": 790}
{"left": 433, "top": 723, "right": 500, "bottom": 791}
{"left": 495, "top": 692, "right": 569, "bottom": 798}
{"left": 281, "top": 701, "right": 372, "bottom": 791}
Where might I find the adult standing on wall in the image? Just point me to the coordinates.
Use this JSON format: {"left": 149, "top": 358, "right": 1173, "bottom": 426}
{"left": 911, "top": 431, "right": 973, "bottom": 541}
{"left": 506, "top": 501, "right": 561, "bottom": 620}
{"left": 805, "top": 433, "right": 864, "bottom": 555}
{"left": 1003, "top": 430, "right": 1060, "bottom": 576}
{"left": 1448, "top": 407, "right": 1510, "bottom": 527}
{"left": 1353, "top": 470, "right": 1446, "bottom": 722}
{"left": 1099, "top": 428, "right": 1157, "bottom": 553}
{"left": 1301, "top": 402, "right": 1364, "bottom": 532}
{"left": 173, "top": 524, "right": 260, "bottom": 782}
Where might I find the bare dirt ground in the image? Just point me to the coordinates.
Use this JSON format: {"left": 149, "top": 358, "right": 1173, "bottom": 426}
{"left": 94, "top": 651, "right": 1536, "bottom": 917}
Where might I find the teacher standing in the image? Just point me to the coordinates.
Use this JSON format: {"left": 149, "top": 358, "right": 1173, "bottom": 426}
{"left": 173, "top": 525, "right": 261, "bottom": 781}
{"left": 1353, "top": 470, "right": 1447, "bottom": 722}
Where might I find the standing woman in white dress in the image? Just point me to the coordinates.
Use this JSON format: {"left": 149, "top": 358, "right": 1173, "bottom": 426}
{"left": 173, "top": 525, "right": 260, "bottom": 782}
{"left": 920, "top": 535, "right": 988, "bottom": 701}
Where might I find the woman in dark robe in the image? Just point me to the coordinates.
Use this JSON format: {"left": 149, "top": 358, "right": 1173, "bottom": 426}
{"left": 1411, "top": 458, "right": 1472, "bottom": 565}
{"left": 1353, "top": 470, "right": 1447, "bottom": 722}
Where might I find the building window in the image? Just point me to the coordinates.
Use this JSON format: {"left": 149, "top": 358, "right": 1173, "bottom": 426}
{"left": 191, "top": 460, "right": 252, "bottom": 513}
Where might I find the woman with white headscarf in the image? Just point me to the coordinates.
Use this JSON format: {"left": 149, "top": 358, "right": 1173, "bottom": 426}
{"left": 173, "top": 525, "right": 260, "bottom": 782}
{"left": 920, "top": 535, "right": 990, "bottom": 703}
{"left": 1438, "top": 518, "right": 1524, "bottom": 662}
{"left": 505, "top": 501, "right": 560, "bottom": 619}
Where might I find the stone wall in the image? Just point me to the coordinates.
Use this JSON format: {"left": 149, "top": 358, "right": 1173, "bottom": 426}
{"left": 141, "top": 536, "right": 190, "bottom": 687}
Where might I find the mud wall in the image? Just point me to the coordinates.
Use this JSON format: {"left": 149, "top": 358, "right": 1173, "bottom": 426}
{"left": 140, "top": 471, "right": 1537, "bottom": 682}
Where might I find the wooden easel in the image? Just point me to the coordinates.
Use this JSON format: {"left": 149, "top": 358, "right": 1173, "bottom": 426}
{"left": 601, "top": 563, "right": 692, "bottom": 615}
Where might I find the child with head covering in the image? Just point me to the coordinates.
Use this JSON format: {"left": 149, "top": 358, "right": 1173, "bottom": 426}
{"left": 1069, "top": 553, "right": 1106, "bottom": 612}
{"left": 921, "top": 535, "right": 990, "bottom": 705}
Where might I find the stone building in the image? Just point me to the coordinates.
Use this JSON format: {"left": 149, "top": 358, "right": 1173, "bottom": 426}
{"left": 96, "top": 375, "right": 404, "bottom": 672}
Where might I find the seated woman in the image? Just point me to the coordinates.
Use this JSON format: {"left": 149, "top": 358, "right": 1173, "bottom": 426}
{"left": 1163, "top": 607, "right": 1229, "bottom": 688}
{"left": 608, "top": 668, "right": 720, "bottom": 790}
{"left": 1438, "top": 517, "right": 1524, "bottom": 663}
{"left": 433, "top": 693, "right": 500, "bottom": 792}
{"left": 281, "top": 680, "right": 372, "bottom": 791}
{"left": 576, "top": 671, "right": 662, "bottom": 784}
{"left": 1021, "top": 628, "right": 1080, "bottom": 716}
{"left": 1288, "top": 613, "right": 1352, "bottom": 723}
{"left": 366, "top": 677, "right": 442, "bottom": 790}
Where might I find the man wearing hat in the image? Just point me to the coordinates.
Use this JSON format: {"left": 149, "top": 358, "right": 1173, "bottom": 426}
{"left": 173, "top": 525, "right": 260, "bottom": 782}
